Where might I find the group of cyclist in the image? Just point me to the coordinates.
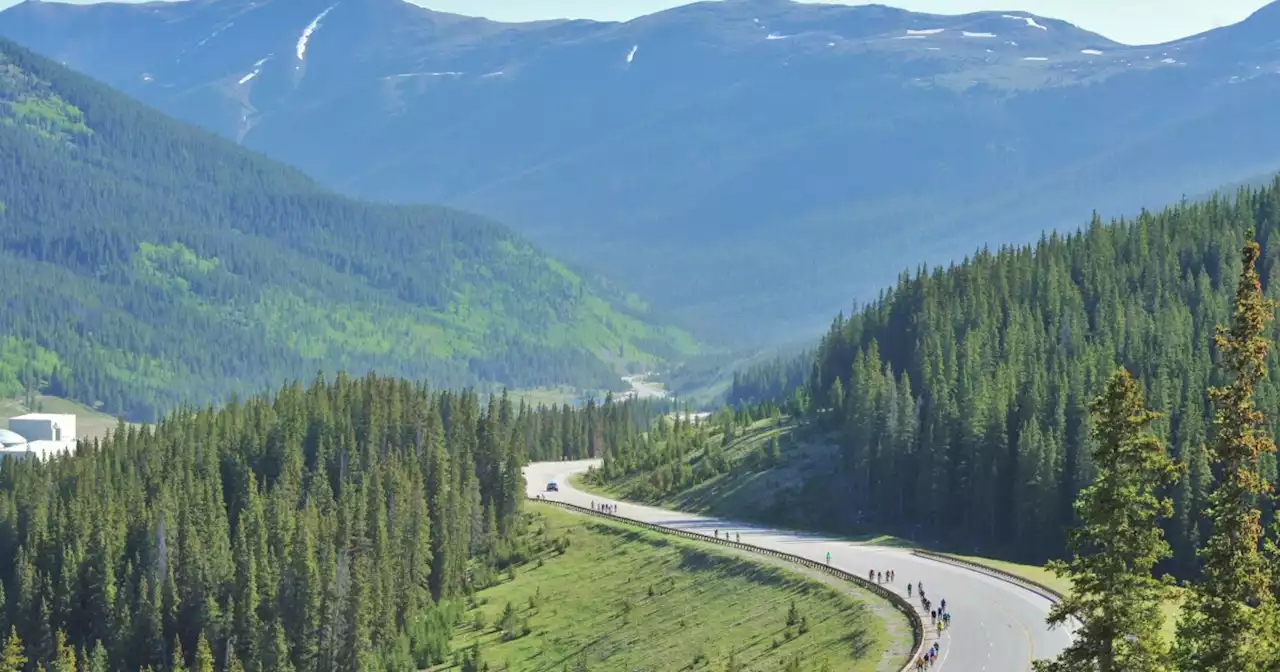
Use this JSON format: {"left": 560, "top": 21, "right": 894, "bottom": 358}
{"left": 712, "top": 529, "right": 741, "bottom": 543}
{"left": 917, "top": 584, "right": 952, "bottom": 632}
{"left": 916, "top": 641, "right": 942, "bottom": 668}
{"left": 589, "top": 501, "right": 617, "bottom": 515}
{"left": 868, "top": 568, "right": 896, "bottom": 583}
{"left": 899, "top": 578, "right": 953, "bottom": 667}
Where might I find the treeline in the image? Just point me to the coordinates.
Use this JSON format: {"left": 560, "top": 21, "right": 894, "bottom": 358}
{"left": 717, "top": 178, "right": 1280, "bottom": 574}
{"left": 586, "top": 403, "right": 790, "bottom": 501}
{"left": 618, "top": 178, "right": 1280, "bottom": 578}
{"left": 0, "top": 373, "right": 658, "bottom": 671}
{"left": 727, "top": 353, "right": 810, "bottom": 408}
{"left": 0, "top": 37, "right": 695, "bottom": 421}
{"left": 1037, "top": 234, "right": 1279, "bottom": 671}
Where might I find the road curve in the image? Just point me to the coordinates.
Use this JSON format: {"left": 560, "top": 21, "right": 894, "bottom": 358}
{"left": 525, "top": 460, "right": 1076, "bottom": 672}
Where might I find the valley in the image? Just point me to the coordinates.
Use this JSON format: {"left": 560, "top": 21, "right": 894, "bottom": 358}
{"left": 0, "top": 35, "right": 702, "bottom": 422}
{"left": 0, "top": 0, "right": 1279, "bottom": 670}
{"left": 5, "top": 0, "right": 1280, "bottom": 342}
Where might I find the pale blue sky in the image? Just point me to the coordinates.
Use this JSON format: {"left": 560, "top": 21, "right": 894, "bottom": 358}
{"left": 0, "top": 0, "right": 1271, "bottom": 45}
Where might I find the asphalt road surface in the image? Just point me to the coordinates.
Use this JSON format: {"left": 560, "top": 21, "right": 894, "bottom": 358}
{"left": 525, "top": 459, "right": 1077, "bottom": 672}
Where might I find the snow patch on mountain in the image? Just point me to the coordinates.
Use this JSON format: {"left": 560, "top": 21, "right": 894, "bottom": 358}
{"left": 907, "top": 28, "right": 945, "bottom": 35}
{"left": 386, "top": 72, "right": 464, "bottom": 79}
{"left": 197, "top": 21, "right": 235, "bottom": 47}
{"left": 238, "top": 56, "right": 271, "bottom": 85}
{"left": 1081, "top": 49, "right": 1103, "bottom": 55}
{"left": 297, "top": 3, "right": 339, "bottom": 62}
{"left": 626, "top": 44, "right": 638, "bottom": 63}
{"left": 1003, "top": 15, "right": 1047, "bottom": 30}
{"left": 963, "top": 31, "right": 996, "bottom": 38}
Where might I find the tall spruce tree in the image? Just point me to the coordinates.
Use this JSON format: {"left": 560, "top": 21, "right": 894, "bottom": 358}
{"left": 0, "top": 628, "right": 25, "bottom": 672}
{"left": 1174, "top": 230, "right": 1280, "bottom": 672}
{"left": 1034, "top": 368, "right": 1179, "bottom": 672}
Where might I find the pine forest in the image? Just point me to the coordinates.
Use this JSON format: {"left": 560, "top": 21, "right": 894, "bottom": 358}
{"left": 656, "top": 179, "right": 1280, "bottom": 578}
{"left": 0, "top": 373, "right": 658, "bottom": 671}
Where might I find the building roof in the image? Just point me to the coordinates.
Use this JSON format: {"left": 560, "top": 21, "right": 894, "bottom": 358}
{"left": 0, "top": 428, "right": 27, "bottom": 446}
{"left": 28, "top": 440, "right": 75, "bottom": 452}
{"left": 11, "top": 413, "right": 75, "bottom": 421}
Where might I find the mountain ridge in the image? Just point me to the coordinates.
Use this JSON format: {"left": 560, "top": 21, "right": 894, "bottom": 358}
{"left": 0, "top": 33, "right": 701, "bottom": 420}
{"left": 4, "top": 0, "right": 1280, "bottom": 344}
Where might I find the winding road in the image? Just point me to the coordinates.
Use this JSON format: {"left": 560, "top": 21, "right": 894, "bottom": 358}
{"left": 525, "top": 459, "right": 1077, "bottom": 672}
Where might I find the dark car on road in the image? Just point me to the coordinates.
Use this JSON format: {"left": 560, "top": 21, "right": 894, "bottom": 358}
{"left": 546, "top": 481, "right": 558, "bottom": 492}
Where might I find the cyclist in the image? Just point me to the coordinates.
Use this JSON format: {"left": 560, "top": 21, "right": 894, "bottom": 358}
{"left": 907, "top": 583, "right": 913, "bottom": 597}
{"left": 941, "top": 598, "right": 947, "bottom": 612}
{"left": 825, "top": 551, "right": 831, "bottom": 565}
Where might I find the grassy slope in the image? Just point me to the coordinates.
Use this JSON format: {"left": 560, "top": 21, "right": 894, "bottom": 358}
{"left": 577, "top": 418, "right": 1185, "bottom": 645}
{"left": 576, "top": 416, "right": 837, "bottom": 523}
{"left": 446, "top": 504, "right": 906, "bottom": 671}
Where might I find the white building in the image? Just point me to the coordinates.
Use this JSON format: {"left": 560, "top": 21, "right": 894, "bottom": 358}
{"left": 9, "top": 413, "right": 76, "bottom": 442}
{"left": 1, "top": 414, "right": 78, "bottom": 462}
{"left": 0, "top": 428, "right": 25, "bottom": 449}
{"left": 0, "top": 426, "right": 32, "bottom": 461}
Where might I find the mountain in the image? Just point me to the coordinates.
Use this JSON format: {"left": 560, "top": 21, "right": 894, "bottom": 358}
{"left": 5, "top": 0, "right": 1280, "bottom": 343}
{"left": 0, "top": 35, "right": 700, "bottom": 421}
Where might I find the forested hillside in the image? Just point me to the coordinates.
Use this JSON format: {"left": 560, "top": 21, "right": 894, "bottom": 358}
{"left": 8, "top": 0, "right": 1280, "bottom": 343}
{"left": 609, "top": 177, "right": 1280, "bottom": 576}
{"left": 0, "top": 36, "right": 699, "bottom": 422}
{"left": 0, "top": 372, "right": 660, "bottom": 671}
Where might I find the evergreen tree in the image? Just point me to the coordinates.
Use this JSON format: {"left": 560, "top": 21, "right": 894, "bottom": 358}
{"left": 169, "top": 636, "right": 187, "bottom": 672}
{"left": 85, "top": 642, "right": 108, "bottom": 672}
{"left": 192, "top": 634, "right": 214, "bottom": 672}
{"left": 1175, "top": 231, "right": 1280, "bottom": 672}
{"left": 51, "top": 631, "right": 76, "bottom": 672}
{"left": 1034, "top": 369, "right": 1178, "bottom": 672}
{"left": 0, "top": 627, "right": 26, "bottom": 672}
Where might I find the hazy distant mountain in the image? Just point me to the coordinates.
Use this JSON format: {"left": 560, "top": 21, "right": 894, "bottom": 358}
{"left": 0, "top": 34, "right": 701, "bottom": 419}
{"left": 5, "top": 0, "right": 1280, "bottom": 343}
